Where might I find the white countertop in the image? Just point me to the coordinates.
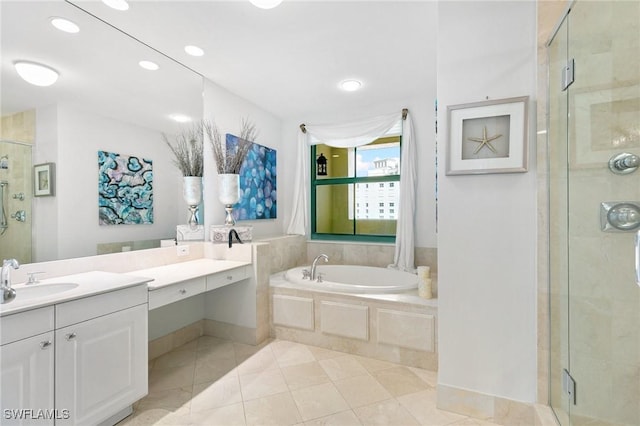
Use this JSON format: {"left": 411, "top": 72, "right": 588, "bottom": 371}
{"left": 0, "top": 271, "right": 152, "bottom": 317}
{"left": 134, "top": 258, "right": 251, "bottom": 290}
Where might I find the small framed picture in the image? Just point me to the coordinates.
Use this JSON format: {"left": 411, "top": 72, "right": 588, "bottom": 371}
{"left": 447, "top": 96, "right": 529, "bottom": 175}
{"left": 33, "top": 163, "right": 55, "bottom": 197}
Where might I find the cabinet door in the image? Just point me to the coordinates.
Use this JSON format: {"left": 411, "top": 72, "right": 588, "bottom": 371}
{"left": 55, "top": 304, "right": 147, "bottom": 426}
{"left": 0, "top": 332, "right": 55, "bottom": 426}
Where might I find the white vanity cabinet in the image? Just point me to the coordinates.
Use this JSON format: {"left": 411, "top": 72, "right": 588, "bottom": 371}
{"left": 0, "top": 307, "right": 55, "bottom": 426}
{"left": 54, "top": 285, "right": 148, "bottom": 426}
{"left": 0, "top": 280, "right": 149, "bottom": 426}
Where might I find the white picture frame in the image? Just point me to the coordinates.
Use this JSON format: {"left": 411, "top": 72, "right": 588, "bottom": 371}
{"left": 33, "top": 162, "right": 55, "bottom": 197}
{"left": 447, "top": 96, "right": 529, "bottom": 175}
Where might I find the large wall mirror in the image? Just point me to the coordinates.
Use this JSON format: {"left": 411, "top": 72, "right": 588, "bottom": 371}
{"left": 0, "top": 1, "right": 203, "bottom": 264}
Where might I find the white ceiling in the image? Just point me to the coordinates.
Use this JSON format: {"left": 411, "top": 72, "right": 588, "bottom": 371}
{"left": 70, "top": 0, "right": 437, "bottom": 120}
{"left": 1, "top": 0, "right": 436, "bottom": 131}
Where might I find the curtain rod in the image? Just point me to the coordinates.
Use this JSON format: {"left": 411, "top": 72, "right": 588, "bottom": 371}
{"left": 299, "top": 108, "right": 408, "bottom": 134}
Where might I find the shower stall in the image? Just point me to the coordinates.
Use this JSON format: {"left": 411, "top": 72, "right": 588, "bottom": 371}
{"left": 0, "top": 140, "right": 32, "bottom": 263}
{"left": 547, "top": 1, "right": 639, "bottom": 425}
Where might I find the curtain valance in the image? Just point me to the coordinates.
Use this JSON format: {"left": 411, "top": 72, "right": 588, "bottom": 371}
{"left": 287, "top": 110, "right": 416, "bottom": 271}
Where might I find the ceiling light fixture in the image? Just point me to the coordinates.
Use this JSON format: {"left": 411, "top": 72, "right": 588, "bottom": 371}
{"left": 50, "top": 17, "right": 80, "bottom": 33}
{"left": 139, "top": 60, "right": 159, "bottom": 71}
{"left": 249, "top": 0, "right": 283, "bottom": 9}
{"left": 102, "top": 0, "right": 129, "bottom": 11}
{"left": 14, "top": 61, "right": 59, "bottom": 87}
{"left": 184, "top": 45, "right": 204, "bottom": 57}
{"left": 170, "top": 114, "right": 192, "bottom": 123}
{"left": 339, "top": 79, "right": 362, "bottom": 92}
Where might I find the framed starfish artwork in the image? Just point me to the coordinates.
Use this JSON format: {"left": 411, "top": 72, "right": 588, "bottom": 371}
{"left": 446, "top": 96, "right": 529, "bottom": 175}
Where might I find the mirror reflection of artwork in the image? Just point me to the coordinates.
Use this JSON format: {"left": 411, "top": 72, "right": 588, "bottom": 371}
{"left": 33, "top": 163, "right": 55, "bottom": 197}
{"left": 461, "top": 115, "right": 510, "bottom": 160}
{"left": 38, "top": 170, "right": 49, "bottom": 191}
{"left": 226, "top": 134, "right": 277, "bottom": 220}
{"left": 98, "top": 150, "right": 153, "bottom": 225}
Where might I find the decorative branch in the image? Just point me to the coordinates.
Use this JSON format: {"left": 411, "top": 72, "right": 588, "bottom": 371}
{"left": 205, "top": 118, "right": 259, "bottom": 174}
{"left": 163, "top": 122, "right": 204, "bottom": 177}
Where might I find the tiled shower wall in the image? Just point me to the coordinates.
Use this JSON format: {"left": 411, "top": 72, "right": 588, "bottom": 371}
{"left": 0, "top": 110, "right": 35, "bottom": 263}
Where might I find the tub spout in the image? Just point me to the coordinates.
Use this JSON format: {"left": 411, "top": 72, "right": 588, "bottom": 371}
{"left": 310, "top": 254, "right": 329, "bottom": 281}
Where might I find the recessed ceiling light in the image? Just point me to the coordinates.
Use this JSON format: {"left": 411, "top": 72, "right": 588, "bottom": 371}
{"left": 170, "top": 114, "right": 191, "bottom": 123}
{"left": 102, "top": 0, "right": 129, "bottom": 11}
{"left": 139, "top": 60, "right": 159, "bottom": 71}
{"left": 50, "top": 17, "right": 80, "bottom": 33}
{"left": 339, "top": 79, "right": 362, "bottom": 92}
{"left": 184, "top": 45, "right": 204, "bottom": 57}
{"left": 249, "top": 0, "right": 283, "bottom": 9}
{"left": 14, "top": 61, "right": 59, "bottom": 87}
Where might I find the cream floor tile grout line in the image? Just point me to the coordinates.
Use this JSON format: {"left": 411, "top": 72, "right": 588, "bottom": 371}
{"left": 121, "top": 337, "right": 501, "bottom": 426}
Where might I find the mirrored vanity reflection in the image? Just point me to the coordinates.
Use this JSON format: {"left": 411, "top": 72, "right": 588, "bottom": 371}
{"left": 0, "top": 1, "right": 204, "bottom": 264}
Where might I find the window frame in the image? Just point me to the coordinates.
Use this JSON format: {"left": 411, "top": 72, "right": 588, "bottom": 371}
{"left": 310, "top": 137, "right": 401, "bottom": 243}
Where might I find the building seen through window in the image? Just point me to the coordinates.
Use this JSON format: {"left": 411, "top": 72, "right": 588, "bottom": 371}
{"left": 311, "top": 134, "right": 401, "bottom": 241}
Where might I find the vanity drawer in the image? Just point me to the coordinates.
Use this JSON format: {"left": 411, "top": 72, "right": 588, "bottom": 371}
{"left": 56, "top": 284, "right": 148, "bottom": 328}
{"left": 206, "top": 266, "right": 248, "bottom": 291}
{"left": 148, "top": 277, "right": 206, "bottom": 310}
{"left": 1, "top": 306, "right": 55, "bottom": 345}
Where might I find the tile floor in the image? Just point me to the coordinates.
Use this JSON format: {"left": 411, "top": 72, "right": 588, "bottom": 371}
{"left": 120, "top": 337, "right": 500, "bottom": 426}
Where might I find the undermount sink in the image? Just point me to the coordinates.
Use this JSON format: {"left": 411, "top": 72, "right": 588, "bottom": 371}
{"left": 15, "top": 283, "right": 79, "bottom": 300}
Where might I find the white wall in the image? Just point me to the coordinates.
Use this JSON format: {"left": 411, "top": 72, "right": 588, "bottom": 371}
{"left": 203, "top": 79, "right": 283, "bottom": 238}
{"left": 437, "top": 1, "right": 538, "bottom": 402}
{"left": 33, "top": 103, "right": 181, "bottom": 261}
{"left": 33, "top": 105, "right": 59, "bottom": 262}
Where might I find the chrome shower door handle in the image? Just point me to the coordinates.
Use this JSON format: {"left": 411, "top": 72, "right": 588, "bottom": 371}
{"left": 636, "top": 231, "right": 640, "bottom": 287}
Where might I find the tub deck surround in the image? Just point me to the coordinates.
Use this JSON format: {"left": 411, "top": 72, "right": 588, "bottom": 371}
{"left": 270, "top": 270, "right": 438, "bottom": 370}
{"left": 0, "top": 270, "right": 152, "bottom": 316}
{"left": 134, "top": 258, "right": 251, "bottom": 290}
{"left": 272, "top": 270, "right": 438, "bottom": 308}
{"left": 285, "top": 265, "right": 420, "bottom": 294}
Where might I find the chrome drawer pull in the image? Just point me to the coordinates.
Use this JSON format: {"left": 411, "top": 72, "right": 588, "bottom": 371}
{"left": 227, "top": 275, "right": 233, "bottom": 280}
{"left": 40, "top": 340, "right": 52, "bottom": 349}
{"left": 179, "top": 289, "right": 187, "bottom": 294}
{"left": 65, "top": 332, "right": 77, "bottom": 341}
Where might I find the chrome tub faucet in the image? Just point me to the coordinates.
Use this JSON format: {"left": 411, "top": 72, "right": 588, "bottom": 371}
{"left": 310, "top": 254, "right": 329, "bottom": 281}
{"left": 1, "top": 258, "right": 19, "bottom": 304}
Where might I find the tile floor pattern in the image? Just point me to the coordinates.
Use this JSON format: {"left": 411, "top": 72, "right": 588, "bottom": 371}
{"left": 120, "top": 337, "right": 500, "bottom": 426}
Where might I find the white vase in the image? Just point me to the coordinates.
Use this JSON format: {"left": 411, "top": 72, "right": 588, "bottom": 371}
{"left": 218, "top": 173, "right": 240, "bottom": 225}
{"left": 183, "top": 176, "right": 202, "bottom": 229}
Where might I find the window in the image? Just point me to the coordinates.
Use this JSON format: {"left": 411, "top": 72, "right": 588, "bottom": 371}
{"left": 311, "top": 135, "right": 401, "bottom": 242}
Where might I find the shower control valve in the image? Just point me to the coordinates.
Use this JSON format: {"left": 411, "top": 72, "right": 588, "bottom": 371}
{"left": 11, "top": 210, "right": 26, "bottom": 222}
{"left": 608, "top": 152, "right": 639, "bottom": 174}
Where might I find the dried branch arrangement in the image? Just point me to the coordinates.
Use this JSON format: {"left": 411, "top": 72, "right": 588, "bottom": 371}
{"left": 205, "top": 118, "right": 258, "bottom": 174}
{"left": 163, "top": 122, "right": 204, "bottom": 177}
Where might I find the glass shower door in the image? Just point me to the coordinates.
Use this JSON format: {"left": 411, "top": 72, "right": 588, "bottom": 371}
{"left": 0, "top": 140, "right": 32, "bottom": 263}
{"left": 566, "top": 1, "right": 640, "bottom": 425}
{"left": 549, "top": 1, "right": 640, "bottom": 425}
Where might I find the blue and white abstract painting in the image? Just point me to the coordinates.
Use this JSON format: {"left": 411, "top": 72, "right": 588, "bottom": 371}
{"left": 226, "top": 134, "right": 277, "bottom": 221}
{"left": 98, "top": 150, "right": 153, "bottom": 225}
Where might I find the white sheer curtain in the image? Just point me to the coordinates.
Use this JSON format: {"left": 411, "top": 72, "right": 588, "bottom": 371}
{"left": 286, "top": 110, "right": 417, "bottom": 272}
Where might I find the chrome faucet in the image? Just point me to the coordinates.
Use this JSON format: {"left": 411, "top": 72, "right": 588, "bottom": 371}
{"left": 228, "top": 229, "right": 243, "bottom": 248}
{"left": 1, "top": 258, "right": 19, "bottom": 304}
{"left": 310, "top": 254, "right": 329, "bottom": 281}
